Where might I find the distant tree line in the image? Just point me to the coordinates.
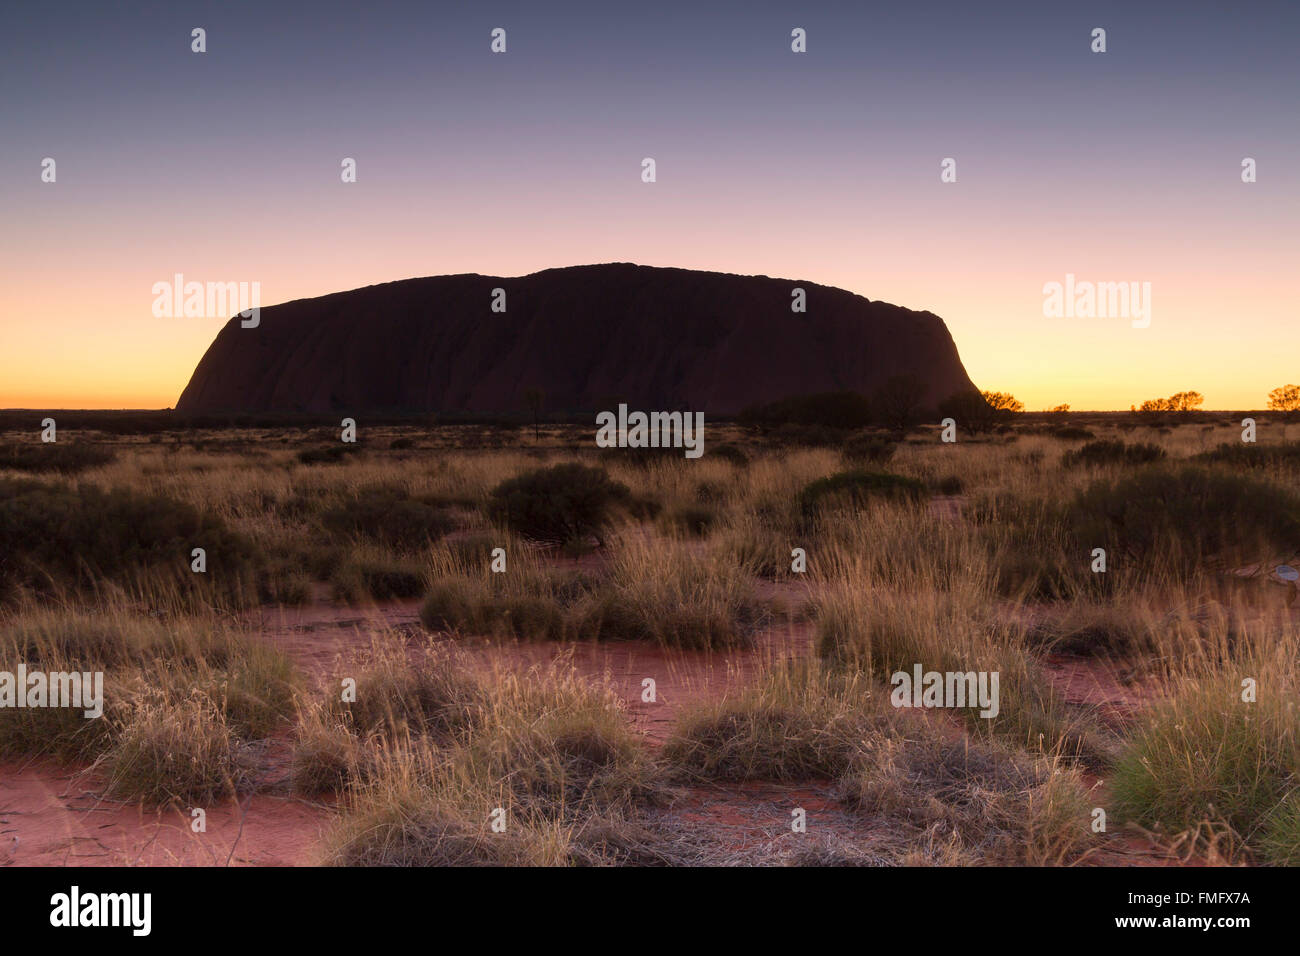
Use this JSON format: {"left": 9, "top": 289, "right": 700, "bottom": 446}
{"left": 737, "top": 378, "right": 1029, "bottom": 438}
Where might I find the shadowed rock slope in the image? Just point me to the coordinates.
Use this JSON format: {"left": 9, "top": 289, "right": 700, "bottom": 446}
{"left": 175, "top": 263, "right": 975, "bottom": 416}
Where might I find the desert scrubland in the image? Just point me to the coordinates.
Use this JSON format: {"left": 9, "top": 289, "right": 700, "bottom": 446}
{"left": 2, "top": 417, "right": 1298, "bottom": 866}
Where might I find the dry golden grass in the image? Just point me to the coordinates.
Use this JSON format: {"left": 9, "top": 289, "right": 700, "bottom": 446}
{"left": 5, "top": 417, "right": 1299, "bottom": 863}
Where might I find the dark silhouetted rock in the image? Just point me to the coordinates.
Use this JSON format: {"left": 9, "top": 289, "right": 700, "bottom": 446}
{"left": 175, "top": 263, "right": 975, "bottom": 416}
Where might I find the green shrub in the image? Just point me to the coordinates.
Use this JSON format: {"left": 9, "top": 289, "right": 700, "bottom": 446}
{"left": 1067, "top": 466, "right": 1300, "bottom": 576}
{"left": 798, "top": 470, "right": 927, "bottom": 517}
{"left": 841, "top": 433, "right": 897, "bottom": 465}
{"left": 1063, "top": 440, "right": 1166, "bottom": 467}
{"left": 1049, "top": 426, "right": 1095, "bottom": 440}
{"left": 322, "top": 487, "right": 457, "bottom": 551}
{"left": 937, "top": 390, "right": 1000, "bottom": 435}
{"left": 0, "top": 478, "right": 258, "bottom": 603}
{"left": 487, "top": 464, "right": 631, "bottom": 545}
{"left": 296, "top": 444, "right": 362, "bottom": 464}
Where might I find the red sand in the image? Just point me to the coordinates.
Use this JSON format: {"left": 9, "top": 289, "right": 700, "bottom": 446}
{"left": 0, "top": 759, "right": 329, "bottom": 867}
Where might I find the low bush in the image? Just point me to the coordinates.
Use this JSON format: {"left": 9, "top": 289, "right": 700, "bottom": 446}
{"left": 321, "top": 487, "right": 458, "bottom": 551}
{"left": 1063, "top": 440, "right": 1166, "bottom": 467}
{"left": 487, "top": 464, "right": 631, "bottom": 546}
{"left": 1066, "top": 466, "right": 1300, "bottom": 577}
{"left": 0, "top": 442, "right": 116, "bottom": 474}
{"left": 0, "top": 478, "right": 258, "bottom": 604}
{"left": 296, "top": 444, "right": 363, "bottom": 465}
{"left": 798, "top": 470, "right": 927, "bottom": 517}
{"left": 841, "top": 433, "right": 897, "bottom": 466}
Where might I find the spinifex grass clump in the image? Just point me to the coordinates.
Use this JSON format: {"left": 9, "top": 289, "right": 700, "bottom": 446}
{"left": 419, "top": 543, "right": 586, "bottom": 641}
{"left": 970, "top": 492, "right": 1101, "bottom": 600}
{"left": 664, "top": 656, "right": 1094, "bottom": 865}
{"left": 295, "top": 443, "right": 363, "bottom": 465}
{"left": 841, "top": 735, "right": 1093, "bottom": 866}
{"left": 487, "top": 462, "right": 631, "bottom": 547}
{"left": 1048, "top": 425, "right": 1095, "bottom": 440}
{"left": 664, "top": 661, "right": 889, "bottom": 781}
{"left": 106, "top": 692, "right": 246, "bottom": 805}
{"left": 1110, "top": 644, "right": 1300, "bottom": 863}
{"left": 331, "top": 549, "right": 427, "bottom": 602}
{"left": 709, "top": 443, "right": 750, "bottom": 467}
{"left": 1024, "top": 598, "right": 1161, "bottom": 658}
{"left": 0, "top": 610, "right": 297, "bottom": 787}
{"left": 573, "top": 534, "right": 763, "bottom": 649}
{"left": 814, "top": 585, "right": 1105, "bottom": 764}
{"left": 461, "top": 665, "right": 658, "bottom": 818}
{"left": 320, "top": 662, "right": 658, "bottom": 865}
{"left": 331, "top": 642, "right": 483, "bottom": 742}
{"left": 660, "top": 502, "right": 719, "bottom": 539}
{"left": 0, "top": 477, "right": 260, "bottom": 607}
{"left": 319, "top": 743, "right": 560, "bottom": 866}
{"left": 809, "top": 497, "right": 996, "bottom": 592}
{"left": 720, "top": 512, "right": 799, "bottom": 579}
{"left": 292, "top": 641, "right": 483, "bottom": 794}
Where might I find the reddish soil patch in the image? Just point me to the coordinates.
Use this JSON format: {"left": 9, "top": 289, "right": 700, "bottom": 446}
{"left": 251, "top": 594, "right": 816, "bottom": 746}
{"left": 0, "top": 759, "right": 330, "bottom": 867}
{"left": 1041, "top": 655, "right": 1155, "bottom": 729}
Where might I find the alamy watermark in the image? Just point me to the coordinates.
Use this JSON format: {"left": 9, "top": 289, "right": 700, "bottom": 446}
{"left": 890, "top": 664, "right": 1000, "bottom": 718}
{"left": 50, "top": 886, "right": 151, "bottom": 936}
{"left": 0, "top": 665, "right": 104, "bottom": 718}
{"left": 151, "top": 273, "right": 261, "bottom": 327}
{"left": 1042, "top": 273, "right": 1151, "bottom": 329}
{"left": 595, "top": 404, "right": 704, "bottom": 459}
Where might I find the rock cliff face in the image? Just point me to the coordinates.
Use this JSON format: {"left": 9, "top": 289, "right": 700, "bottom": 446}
{"left": 175, "top": 263, "right": 975, "bottom": 415}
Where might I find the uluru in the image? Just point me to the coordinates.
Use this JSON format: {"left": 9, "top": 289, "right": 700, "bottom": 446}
{"left": 174, "top": 263, "right": 976, "bottom": 416}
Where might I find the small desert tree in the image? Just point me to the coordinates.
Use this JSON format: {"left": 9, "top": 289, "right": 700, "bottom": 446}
{"left": 1046, "top": 404, "right": 1071, "bottom": 424}
{"left": 1268, "top": 384, "right": 1300, "bottom": 421}
{"left": 523, "top": 387, "right": 544, "bottom": 442}
{"left": 871, "top": 373, "right": 926, "bottom": 438}
{"left": 938, "top": 389, "right": 999, "bottom": 435}
{"left": 981, "top": 391, "right": 1025, "bottom": 414}
{"left": 1132, "top": 391, "right": 1203, "bottom": 424}
{"left": 1167, "top": 391, "right": 1204, "bottom": 412}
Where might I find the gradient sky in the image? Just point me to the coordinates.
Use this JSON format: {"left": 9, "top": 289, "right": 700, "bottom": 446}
{"left": 2, "top": 0, "right": 1296, "bottom": 410}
